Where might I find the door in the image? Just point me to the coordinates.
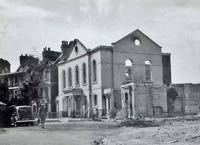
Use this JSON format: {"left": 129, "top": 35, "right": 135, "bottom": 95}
{"left": 125, "top": 93, "right": 129, "bottom": 118}
{"left": 75, "top": 96, "right": 81, "bottom": 117}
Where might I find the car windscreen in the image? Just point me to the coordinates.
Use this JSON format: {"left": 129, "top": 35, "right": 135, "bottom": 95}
{"left": 17, "top": 107, "right": 33, "bottom": 119}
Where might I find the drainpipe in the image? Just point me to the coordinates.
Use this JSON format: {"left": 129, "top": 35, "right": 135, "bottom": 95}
{"left": 88, "top": 51, "right": 92, "bottom": 117}
{"left": 111, "top": 47, "right": 114, "bottom": 110}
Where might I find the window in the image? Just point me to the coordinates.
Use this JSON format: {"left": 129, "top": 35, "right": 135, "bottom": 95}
{"left": 44, "top": 70, "right": 49, "bottom": 80}
{"left": 134, "top": 38, "right": 141, "bottom": 46}
{"left": 75, "top": 65, "right": 79, "bottom": 86}
{"left": 62, "top": 70, "right": 66, "bottom": 88}
{"left": 68, "top": 68, "right": 72, "bottom": 87}
{"left": 14, "top": 77, "right": 18, "bottom": 85}
{"left": 68, "top": 97, "right": 71, "bottom": 108}
{"left": 75, "top": 46, "right": 78, "bottom": 54}
{"left": 92, "top": 60, "right": 97, "bottom": 82}
{"left": 145, "top": 60, "right": 152, "bottom": 81}
{"left": 82, "top": 63, "right": 87, "bottom": 84}
{"left": 14, "top": 90, "right": 18, "bottom": 98}
{"left": 93, "top": 95, "right": 97, "bottom": 106}
{"left": 8, "top": 78, "right": 11, "bottom": 86}
{"left": 125, "top": 59, "right": 133, "bottom": 81}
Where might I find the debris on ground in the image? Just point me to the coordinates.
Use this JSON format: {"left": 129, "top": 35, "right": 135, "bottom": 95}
{"left": 119, "top": 118, "right": 159, "bottom": 127}
{"left": 93, "top": 116, "right": 200, "bottom": 145}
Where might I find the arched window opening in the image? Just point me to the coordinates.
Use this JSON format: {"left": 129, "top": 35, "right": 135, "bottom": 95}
{"left": 82, "top": 63, "right": 87, "bottom": 84}
{"left": 145, "top": 60, "right": 152, "bottom": 81}
{"left": 92, "top": 60, "right": 97, "bottom": 82}
{"left": 125, "top": 59, "right": 133, "bottom": 81}
{"left": 75, "top": 65, "right": 79, "bottom": 86}
{"left": 68, "top": 68, "right": 72, "bottom": 87}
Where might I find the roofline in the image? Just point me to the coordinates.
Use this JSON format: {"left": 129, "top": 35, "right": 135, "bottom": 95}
{"left": 162, "top": 53, "right": 171, "bottom": 56}
{"left": 90, "top": 45, "right": 113, "bottom": 53}
{"left": 0, "top": 71, "right": 25, "bottom": 77}
{"left": 111, "top": 29, "right": 162, "bottom": 48}
{"left": 74, "top": 39, "right": 89, "bottom": 52}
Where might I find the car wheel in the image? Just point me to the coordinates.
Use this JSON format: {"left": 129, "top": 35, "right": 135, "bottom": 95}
{"left": 13, "top": 121, "right": 17, "bottom": 127}
{"left": 11, "top": 119, "right": 17, "bottom": 127}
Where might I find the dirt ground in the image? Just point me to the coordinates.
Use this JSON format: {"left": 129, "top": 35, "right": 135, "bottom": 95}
{"left": 95, "top": 120, "right": 200, "bottom": 145}
{"left": 1, "top": 119, "right": 200, "bottom": 145}
{"left": 0, "top": 121, "right": 120, "bottom": 145}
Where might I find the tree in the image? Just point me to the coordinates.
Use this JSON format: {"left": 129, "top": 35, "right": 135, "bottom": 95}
{"left": 0, "top": 80, "right": 9, "bottom": 104}
{"left": 20, "top": 64, "right": 43, "bottom": 105}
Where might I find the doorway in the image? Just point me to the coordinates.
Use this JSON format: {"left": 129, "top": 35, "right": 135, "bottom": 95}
{"left": 75, "top": 96, "right": 81, "bottom": 117}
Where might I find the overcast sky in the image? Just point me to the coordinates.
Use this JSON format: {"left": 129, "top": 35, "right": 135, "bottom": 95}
{"left": 0, "top": 0, "right": 200, "bottom": 83}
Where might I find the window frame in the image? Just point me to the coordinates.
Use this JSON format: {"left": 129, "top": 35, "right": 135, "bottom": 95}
{"left": 62, "top": 70, "right": 66, "bottom": 89}
{"left": 68, "top": 67, "right": 72, "bottom": 87}
{"left": 92, "top": 60, "right": 97, "bottom": 83}
{"left": 145, "top": 60, "right": 152, "bottom": 82}
{"left": 82, "top": 63, "right": 87, "bottom": 85}
{"left": 93, "top": 94, "right": 98, "bottom": 106}
{"left": 75, "top": 65, "right": 80, "bottom": 86}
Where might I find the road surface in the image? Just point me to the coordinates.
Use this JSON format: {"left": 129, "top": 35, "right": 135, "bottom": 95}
{"left": 0, "top": 121, "right": 120, "bottom": 145}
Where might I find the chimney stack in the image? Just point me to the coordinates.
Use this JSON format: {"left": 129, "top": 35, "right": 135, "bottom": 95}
{"left": 61, "top": 41, "right": 69, "bottom": 54}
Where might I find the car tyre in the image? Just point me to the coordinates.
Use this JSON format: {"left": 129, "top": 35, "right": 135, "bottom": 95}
{"left": 11, "top": 119, "right": 17, "bottom": 127}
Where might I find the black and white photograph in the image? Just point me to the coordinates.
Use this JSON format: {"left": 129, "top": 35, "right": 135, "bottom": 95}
{"left": 0, "top": 0, "right": 200, "bottom": 145}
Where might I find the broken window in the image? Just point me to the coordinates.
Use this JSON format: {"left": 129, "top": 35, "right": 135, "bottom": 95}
{"left": 125, "top": 59, "right": 133, "bottom": 81}
{"left": 145, "top": 60, "right": 152, "bottom": 81}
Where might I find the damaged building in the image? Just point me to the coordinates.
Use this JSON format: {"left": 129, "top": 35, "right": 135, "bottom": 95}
{"left": 56, "top": 29, "right": 171, "bottom": 118}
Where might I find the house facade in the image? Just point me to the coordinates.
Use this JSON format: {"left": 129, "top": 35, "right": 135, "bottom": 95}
{"left": 38, "top": 47, "right": 61, "bottom": 115}
{"left": 56, "top": 29, "right": 171, "bottom": 118}
{"left": 0, "top": 55, "right": 39, "bottom": 105}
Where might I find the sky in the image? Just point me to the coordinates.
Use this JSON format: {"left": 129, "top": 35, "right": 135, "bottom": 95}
{"left": 0, "top": 0, "right": 200, "bottom": 84}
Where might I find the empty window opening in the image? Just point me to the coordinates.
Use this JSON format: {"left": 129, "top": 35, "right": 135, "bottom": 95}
{"left": 134, "top": 38, "right": 141, "bottom": 46}
{"left": 125, "top": 59, "right": 133, "bottom": 81}
{"left": 145, "top": 60, "right": 152, "bottom": 81}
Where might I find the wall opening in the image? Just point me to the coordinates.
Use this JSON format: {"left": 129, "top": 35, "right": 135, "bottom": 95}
{"left": 125, "top": 59, "right": 133, "bottom": 81}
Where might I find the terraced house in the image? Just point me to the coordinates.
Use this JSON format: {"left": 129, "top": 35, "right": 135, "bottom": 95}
{"left": 56, "top": 29, "right": 171, "bottom": 118}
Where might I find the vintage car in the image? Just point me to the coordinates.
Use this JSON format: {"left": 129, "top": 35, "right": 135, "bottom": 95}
{"left": 3, "top": 105, "right": 36, "bottom": 127}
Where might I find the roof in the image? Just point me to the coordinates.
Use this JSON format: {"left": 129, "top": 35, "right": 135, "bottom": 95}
{"left": 112, "top": 29, "right": 162, "bottom": 48}
{"left": 0, "top": 71, "right": 25, "bottom": 77}
{"left": 56, "top": 39, "right": 88, "bottom": 64}
{"left": 0, "top": 101, "right": 6, "bottom": 105}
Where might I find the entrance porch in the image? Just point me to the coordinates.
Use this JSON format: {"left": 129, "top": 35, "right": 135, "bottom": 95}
{"left": 63, "top": 88, "right": 87, "bottom": 118}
